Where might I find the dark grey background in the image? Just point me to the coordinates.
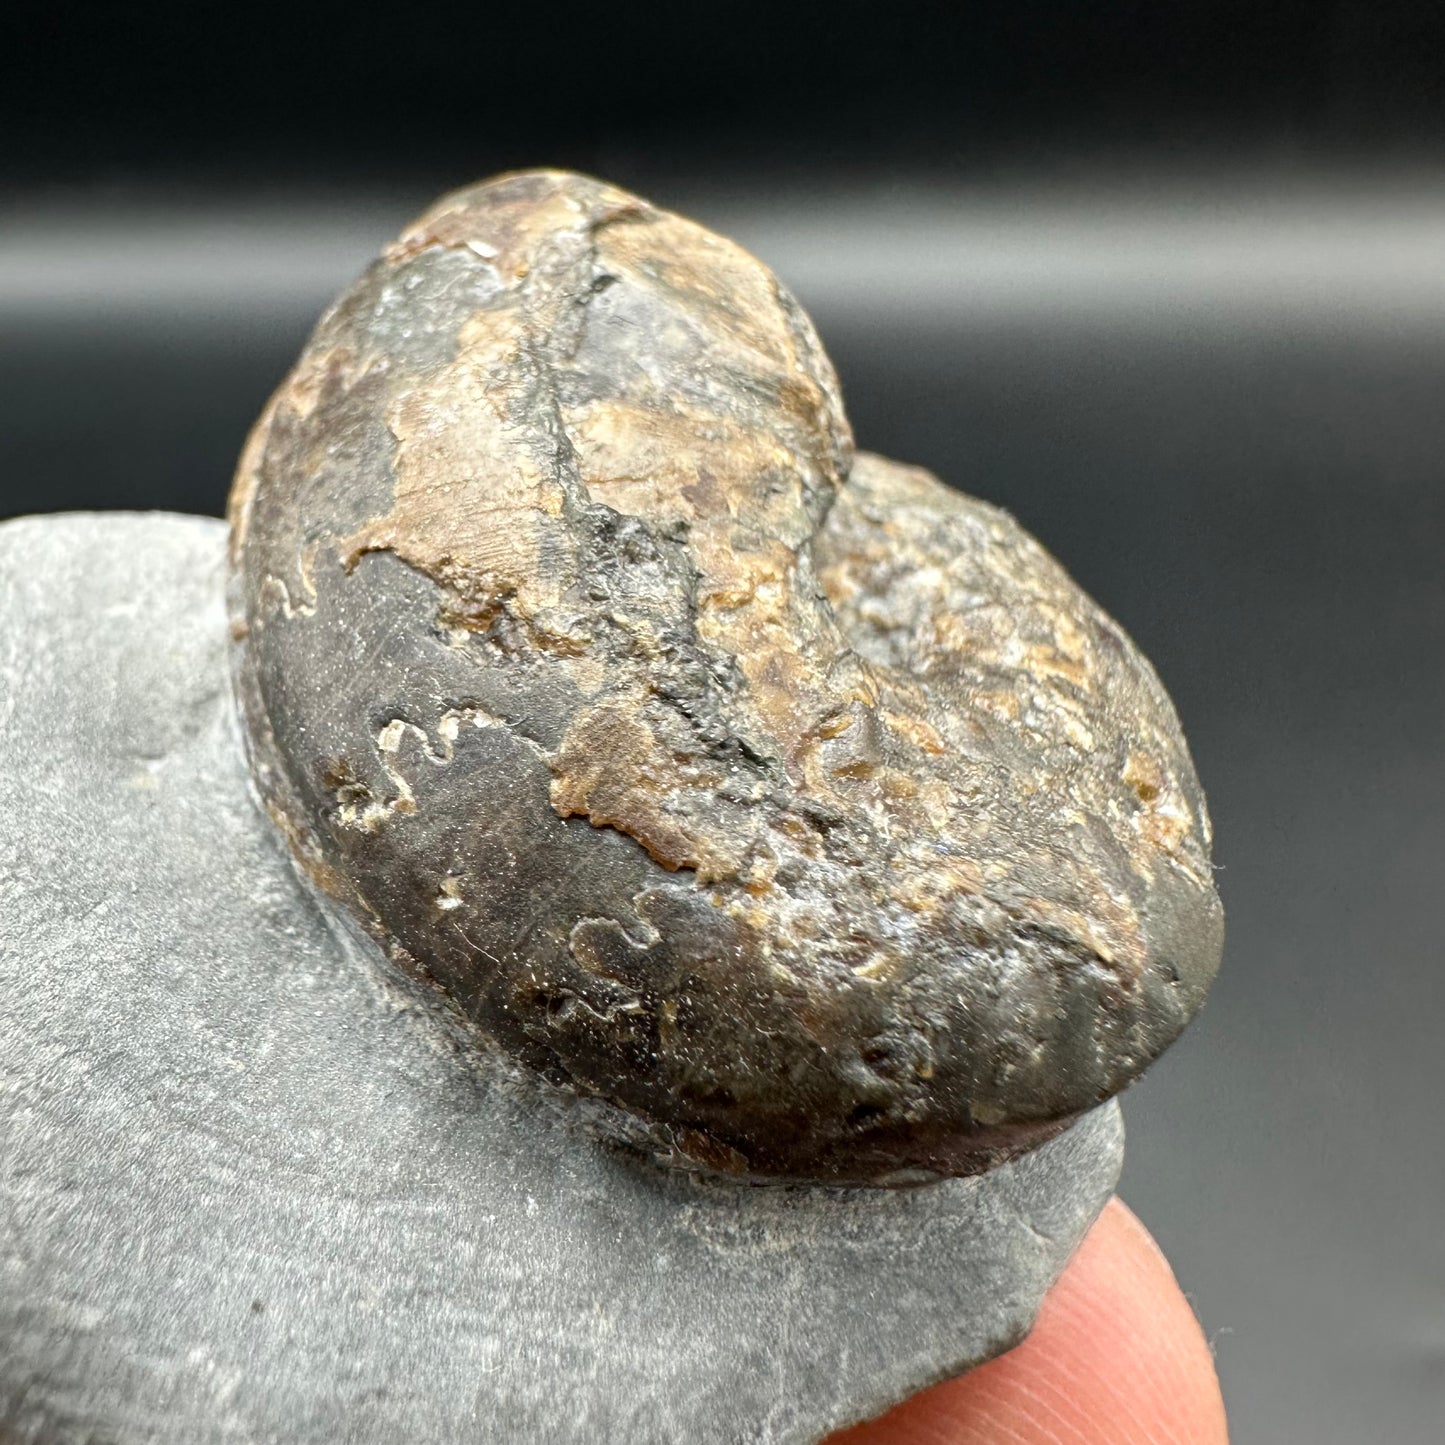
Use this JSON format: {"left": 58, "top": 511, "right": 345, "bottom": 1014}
{"left": 3, "top": 5, "right": 1444, "bottom": 1440}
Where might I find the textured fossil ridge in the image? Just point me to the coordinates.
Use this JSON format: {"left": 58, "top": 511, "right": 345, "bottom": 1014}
{"left": 229, "top": 169, "right": 1223, "bottom": 1183}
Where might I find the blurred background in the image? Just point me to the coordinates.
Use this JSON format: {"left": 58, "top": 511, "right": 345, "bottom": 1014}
{"left": 3, "top": 3, "right": 1443, "bottom": 1439}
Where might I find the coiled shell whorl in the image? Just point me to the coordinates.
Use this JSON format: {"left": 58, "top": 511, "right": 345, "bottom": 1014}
{"left": 229, "top": 171, "right": 1223, "bottom": 1184}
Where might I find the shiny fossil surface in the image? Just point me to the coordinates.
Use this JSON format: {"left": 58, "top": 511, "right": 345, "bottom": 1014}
{"left": 229, "top": 169, "right": 1222, "bottom": 1183}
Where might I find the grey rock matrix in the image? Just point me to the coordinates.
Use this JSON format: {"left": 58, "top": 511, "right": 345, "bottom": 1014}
{"left": 0, "top": 512, "right": 1121, "bottom": 1445}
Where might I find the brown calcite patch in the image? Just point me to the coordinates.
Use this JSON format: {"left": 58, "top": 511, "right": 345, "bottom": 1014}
{"left": 228, "top": 170, "right": 1222, "bottom": 1183}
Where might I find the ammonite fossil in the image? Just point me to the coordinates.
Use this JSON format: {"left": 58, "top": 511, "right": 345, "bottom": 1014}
{"left": 229, "top": 170, "right": 1223, "bottom": 1185}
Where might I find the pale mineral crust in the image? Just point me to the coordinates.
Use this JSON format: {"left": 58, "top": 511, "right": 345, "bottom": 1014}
{"left": 229, "top": 169, "right": 1223, "bottom": 1183}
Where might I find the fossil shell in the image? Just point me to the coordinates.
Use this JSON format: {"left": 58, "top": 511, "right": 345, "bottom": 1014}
{"left": 228, "top": 170, "right": 1223, "bottom": 1184}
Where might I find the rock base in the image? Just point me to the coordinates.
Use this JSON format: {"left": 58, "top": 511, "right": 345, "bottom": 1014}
{"left": 0, "top": 513, "right": 1121, "bottom": 1445}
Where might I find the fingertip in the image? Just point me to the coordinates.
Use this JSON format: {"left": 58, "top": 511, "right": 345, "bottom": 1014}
{"left": 828, "top": 1196, "right": 1228, "bottom": 1444}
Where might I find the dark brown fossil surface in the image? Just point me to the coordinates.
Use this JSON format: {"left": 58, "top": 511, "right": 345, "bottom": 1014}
{"left": 229, "top": 170, "right": 1222, "bottom": 1184}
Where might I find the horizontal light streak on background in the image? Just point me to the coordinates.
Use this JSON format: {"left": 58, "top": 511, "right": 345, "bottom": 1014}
{"left": 4, "top": 177, "right": 1445, "bottom": 331}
